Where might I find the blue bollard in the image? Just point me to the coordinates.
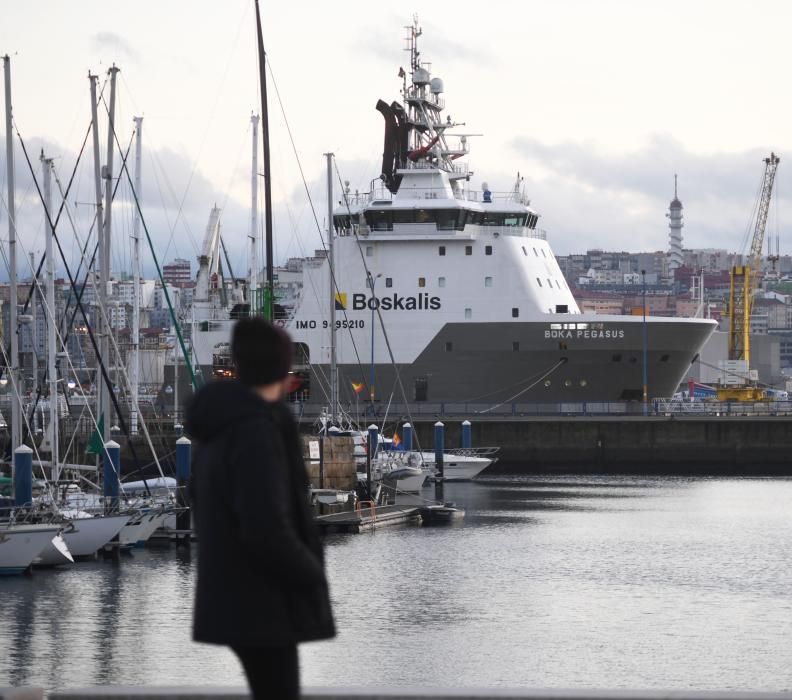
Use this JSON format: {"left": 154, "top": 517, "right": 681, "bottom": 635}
{"left": 367, "top": 424, "right": 379, "bottom": 460}
{"left": 176, "top": 436, "right": 192, "bottom": 482}
{"left": 403, "top": 422, "right": 413, "bottom": 451}
{"left": 434, "top": 421, "right": 445, "bottom": 478}
{"left": 461, "top": 420, "right": 472, "bottom": 449}
{"left": 175, "top": 436, "right": 192, "bottom": 539}
{"left": 103, "top": 440, "right": 120, "bottom": 511}
{"left": 14, "top": 445, "right": 33, "bottom": 507}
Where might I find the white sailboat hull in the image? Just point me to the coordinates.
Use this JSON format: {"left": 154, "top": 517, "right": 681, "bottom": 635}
{"left": 0, "top": 524, "right": 62, "bottom": 575}
{"left": 62, "top": 514, "right": 130, "bottom": 558}
{"left": 33, "top": 533, "right": 75, "bottom": 567}
{"left": 119, "top": 508, "right": 171, "bottom": 547}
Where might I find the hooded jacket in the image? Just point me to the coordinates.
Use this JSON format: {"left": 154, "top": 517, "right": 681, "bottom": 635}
{"left": 185, "top": 380, "right": 335, "bottom": 647}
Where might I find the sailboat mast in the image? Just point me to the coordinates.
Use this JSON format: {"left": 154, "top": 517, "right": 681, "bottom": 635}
{"left": 131, "top": 116, "right": 142, "bottom": 435}
{"left": 101, "top": 65, "right": 119, "bottom": 440}
{"left": 254, "top": 0, "right": 274, "bottom": 320}
{"left": 326, "top": 152, "right": 337, "bottom": 423}
{"left": 41, "top": 152, "right": 59, "bottom": 481}
{"left": 249, "top": 113, "right": 259, "bottom": 305}
{"left": 3, "top": 55, "right": 21, "bottom": 453}
{"left": 89, "top": 73, "right": 106, "bottom": 440}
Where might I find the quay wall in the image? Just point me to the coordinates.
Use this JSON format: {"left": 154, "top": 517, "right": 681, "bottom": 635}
{"left": 406, "top": 417, "right": 792, "bottom": 475}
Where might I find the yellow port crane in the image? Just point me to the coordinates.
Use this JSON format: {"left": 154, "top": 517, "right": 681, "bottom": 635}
{"left": 718, "top": 152, "right": 780, "bottom": 401}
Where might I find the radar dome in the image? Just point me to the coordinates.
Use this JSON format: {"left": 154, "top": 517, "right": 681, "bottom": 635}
{"left": 481, "top": 182, "right": 489, "bottom": 191}
{"left": 413, "top": 67, "right": 430, "bottom": 85}
{"left": 430, "top": 77, "right": 444, "bottom": 94}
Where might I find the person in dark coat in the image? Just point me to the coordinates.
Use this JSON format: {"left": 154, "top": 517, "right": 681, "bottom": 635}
{"left": 185, "top": 318, "right": 335, "bottom": 700}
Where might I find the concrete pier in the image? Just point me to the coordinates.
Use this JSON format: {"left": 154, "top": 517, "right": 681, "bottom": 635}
{"left": 406, "top": 416, "right": 792, "bottom": 475}
{"left": 44, "top": 686, "right": 792, "bottom": 700}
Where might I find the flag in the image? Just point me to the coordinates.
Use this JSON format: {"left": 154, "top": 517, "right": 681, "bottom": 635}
{"left": 392, "top": 432, "right": 401, "bottom": 447}
{"left": 87, "top": 416, "right": 105, "bottom": 455}
{"left": 351, "top": 382, "right": 364, "bottom": 395}
{"left": 335, "top": 292, "right": 347, "bottom": 310}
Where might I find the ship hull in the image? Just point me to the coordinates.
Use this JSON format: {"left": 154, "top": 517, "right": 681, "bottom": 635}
{"left": 297, "top": 318, "right": 714, "bottom": 405}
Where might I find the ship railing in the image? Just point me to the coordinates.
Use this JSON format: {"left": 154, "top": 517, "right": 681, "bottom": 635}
{"left": 294, "top": 399, "right": 792, "bottom": 419}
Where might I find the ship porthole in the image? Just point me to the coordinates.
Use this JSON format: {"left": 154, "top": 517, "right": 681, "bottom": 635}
{"left": 564, "top": 379, "right": 572, "bottom": 387}
{"left": 580, "top": 379, "right": 588, "bottom": 387}
{"left": 544, "top": 380, "right": 551, "bottom": 388}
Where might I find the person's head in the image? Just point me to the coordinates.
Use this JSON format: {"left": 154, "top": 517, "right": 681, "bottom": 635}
{"left": 231, "top": 318, "right": 293, "bottom": 402}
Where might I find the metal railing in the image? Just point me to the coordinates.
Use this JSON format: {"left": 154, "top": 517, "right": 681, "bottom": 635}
{"left": 295, "top": 400, "right": 792, "bottom": 420}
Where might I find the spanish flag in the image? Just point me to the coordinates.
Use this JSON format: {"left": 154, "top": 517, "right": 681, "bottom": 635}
{"left": 351, "top": 381, "right": 365, "bottom": 395}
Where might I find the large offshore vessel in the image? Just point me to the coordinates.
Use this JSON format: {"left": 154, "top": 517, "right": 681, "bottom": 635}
{"left": 191, "top": 21, "right": 716, "bottom": 407}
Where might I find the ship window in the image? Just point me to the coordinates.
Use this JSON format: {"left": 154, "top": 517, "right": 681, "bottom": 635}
{"left": 366, "top": 246, "right": 374, "bottom": 256}
{"left": 415, "top": 209, "right": 432, "bottom": 223}
{"left": 418, "top": 277, "right": 426, "bottom": 288}
{"left": 414, "top": 377, "right": 428, "bottom": 401}
{"left": 629, "top": 357, "right": 638, "bottom": 364}
{"left": 612, "top": 354, "right": 622, "bottom": 362}
{"left": 385, "top": 277, "right": 393, "bottom": 288}
{"left": 485, "top": 245, "right": 493, "bottom": 255}
{"left": 392, "top": 210, "right": 414, "bottom": 225}
{"left": 438, "top": 276, "right": 446, "bottom": 287}
{"left": 522, "top": 246, "right": 527, "bottom": 256}
{"left": 541, "top": 249, "right": 547, "bottom": 258}
{"left": 536, "top": 277, "right": 543, "bottom": 287}
{"left": 533, "top": 248, "right": 538, "bottom": 256}
{"left": 439, "top": 245, "right": 446, "bottom": 256}
{"left": 547, "top": 278, "right": 552, "bottom": 287}
{"left": 660, "top": 354, "right": 670, "bottom": 362}
{"left": 364, "top": 210, "right": 393, "bottom": 231}
{"left": 465, "top": 308, "right": 472, "bottom": 319}
{"left": 445, "top": 341, "right": 453, "bottom": 352}
{"left": 513, "top": 341, "right": 520, "bottom": 351}
{"left": 465, "top": 245, "right": 473, "bottom": 256}
{"left": 556, "top": 304, "right": 568, "bottom": 313}
{"left": 555, "top": 280, "right": 561, "bottom": 289}
{"left": 480, "top": 212, "right": 526, "bottom": 227}
{"left": 485, "top": 276, "right": 493, "bottom": 287}
{"left": 512, "top": 307, "right": 519, "bottom": 318}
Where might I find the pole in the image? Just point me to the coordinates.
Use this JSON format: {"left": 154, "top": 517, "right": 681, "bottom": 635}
{"left": 4, "top": 55, "right": 21, "bottom": 453}
{"left": 642, "top": 269, "right": 648, "bottom": 416}
{"left": 366, "top": 424, "right": 378, "bottom": 499}
{"left": 131, "top": 116, "right": 143, "bottom": 435}
{"left": 101, "top": 65, "right": 119, "bottom": 442}
{"left": 42, "top": 152, "right": 59, "bottom": 481}
{"left": 89, "top": 73, "right": 106, "bottom": 445}
{"left": 254, "top": 0, "right": 273, "bottom": 320}
{"left": 249, "top": 114, "right": 259, "bottom": 305}
{"left": 370, "top": 274, "right": 375, "bottom": 402}
{"left": 174, "top": 348, "right": 179, "bottom": 427}
{"left": 326, "top": 152, "right": 337, "bottom": 423}
{"left": 434, "top": 421, "right": 445, "bottom": 503}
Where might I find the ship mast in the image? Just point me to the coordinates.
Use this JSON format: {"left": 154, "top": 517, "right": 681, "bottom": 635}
{"left": 254, "top": 0, "right": 274, "bottom": 320}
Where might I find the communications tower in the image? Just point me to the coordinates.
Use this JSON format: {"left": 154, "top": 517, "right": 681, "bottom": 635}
{"left": 666, "top": 174, "right": 684, "bottom": 273}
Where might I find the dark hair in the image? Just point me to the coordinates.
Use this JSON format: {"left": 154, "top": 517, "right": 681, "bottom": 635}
{"left": 231, "top": 318, "right": 293, "bottom": 387}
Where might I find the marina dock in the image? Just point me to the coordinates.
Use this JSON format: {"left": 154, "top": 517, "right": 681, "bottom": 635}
{"left": 315, "top": 504, "right": 421, "bottom": 533}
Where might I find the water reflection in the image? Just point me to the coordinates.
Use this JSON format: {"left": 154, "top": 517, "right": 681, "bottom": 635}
{"left": 1, "top": 477, "right": 791, "bottom": 691}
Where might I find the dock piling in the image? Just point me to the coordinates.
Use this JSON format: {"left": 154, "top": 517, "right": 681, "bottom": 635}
{"left": 461, "top": 419, "right": 472, "bottom": 449}
{"left": 367, "top": 424, "right": 378, "bottom": 499}
{"left": 103, "top": 441, "right": 120, "bottom": 513}
{"left": 403, "top": 422, "right": 413, "bottom": 451}
{"left": 175, "top": 436, "right": 191, "bottom": 545}
{"left": 13, "top": 444, "right": 33, "bottom": 507}
{"left": 434, "top": 421, "right": 445, "bottom": 502}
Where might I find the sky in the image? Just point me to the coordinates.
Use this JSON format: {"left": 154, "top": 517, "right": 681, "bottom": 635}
{"left": 2, "top": 0, "right": 792, "bottom": 281}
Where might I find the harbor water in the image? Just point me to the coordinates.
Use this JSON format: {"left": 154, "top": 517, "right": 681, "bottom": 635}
{"left": 1, "top": 475, "right": 791, "bottom": 692}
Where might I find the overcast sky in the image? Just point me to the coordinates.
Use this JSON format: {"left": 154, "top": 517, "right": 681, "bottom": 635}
{"left": 2, "top": 0, "right": 792, "bottom": 281}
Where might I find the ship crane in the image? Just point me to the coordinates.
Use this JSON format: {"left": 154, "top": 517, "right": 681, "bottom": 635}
{"left": 718, "top": 152, "right": 779, "bottom": 401}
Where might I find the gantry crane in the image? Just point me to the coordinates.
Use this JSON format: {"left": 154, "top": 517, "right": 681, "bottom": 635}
{"left": 718, "top": 152, "right": 780, "bottom": 401}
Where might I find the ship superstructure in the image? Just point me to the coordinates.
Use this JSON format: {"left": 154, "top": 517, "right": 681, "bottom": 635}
{"left": 190, "top": 20, "right": 716, "bottom": 407}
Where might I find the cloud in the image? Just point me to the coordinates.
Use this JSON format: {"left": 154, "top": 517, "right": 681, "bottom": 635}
{"left": 91, "top": 31, "right": 140, "bottom": 64}
{"left": 509, "top": 135, "right": 784, "bottom": 255}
